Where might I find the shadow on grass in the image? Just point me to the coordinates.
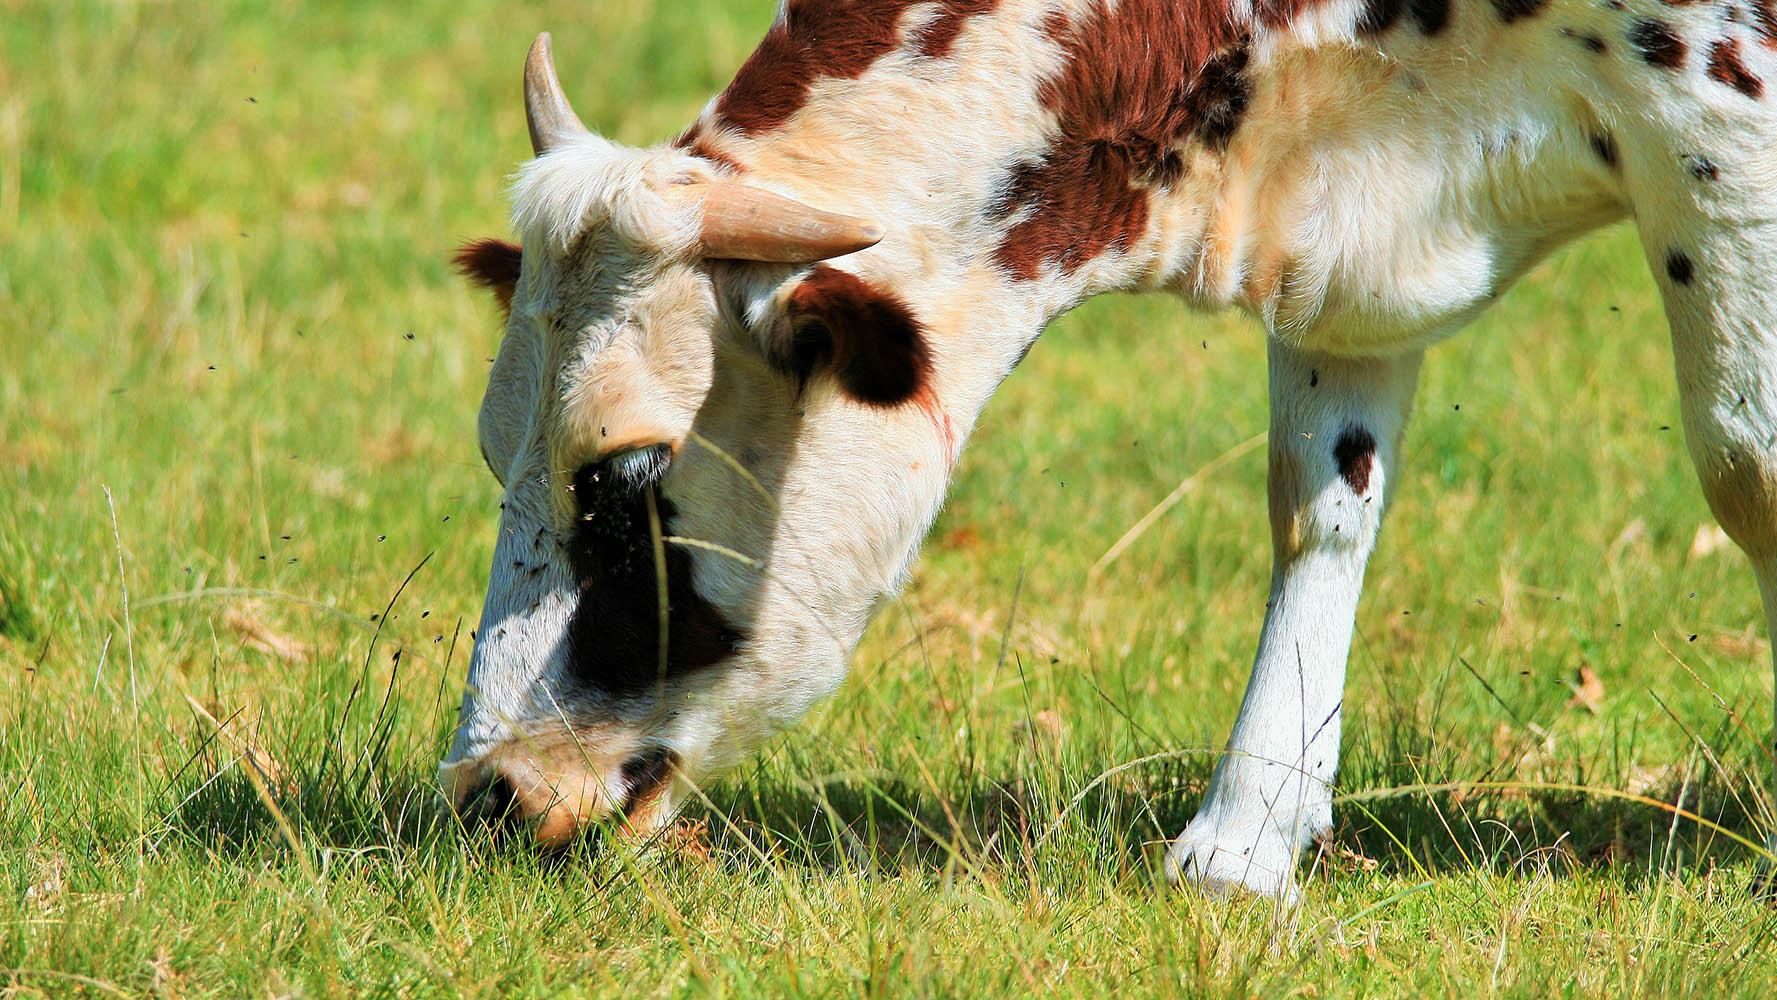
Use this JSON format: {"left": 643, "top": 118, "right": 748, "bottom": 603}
{"left": 164, "top": 720, "right": 1772, "bottom": 894}
{"left": 1326, "top": 712, "right": 1775, "bottom": 888}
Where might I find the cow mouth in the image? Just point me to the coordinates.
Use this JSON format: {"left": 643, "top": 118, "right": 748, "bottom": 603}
{"left": 446, "top": 743, "right": 682, "bottom": 845}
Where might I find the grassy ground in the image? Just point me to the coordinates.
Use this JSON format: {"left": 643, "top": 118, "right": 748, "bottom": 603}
{"left": 4, "top": 1, "right": 1776, "bottom": 996}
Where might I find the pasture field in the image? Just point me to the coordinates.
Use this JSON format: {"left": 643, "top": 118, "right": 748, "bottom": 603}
{"left": 4, "top": 2, "right": 1777, "bottom": 996}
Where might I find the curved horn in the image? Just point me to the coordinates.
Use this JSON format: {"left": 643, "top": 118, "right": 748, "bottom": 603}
{"left": 697, "top": 182, "right": 885, "bottom": 263}
{"left": 525, "top": 32, "right": 587, "bottom": 156}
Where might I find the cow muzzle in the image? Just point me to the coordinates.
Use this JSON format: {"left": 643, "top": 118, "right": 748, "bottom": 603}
{"left": 442, "top": 741, "right": 680, "bottom": 847}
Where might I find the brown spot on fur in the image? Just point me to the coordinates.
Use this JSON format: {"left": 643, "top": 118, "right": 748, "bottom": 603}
{"left": 784, "top": 265, "right": 932, "bottom": 405}
{"left": 1333, "top": 427, "right": 1377, "bottom": 495}
{"left": 672, "top": 123, "right": 746, "bottom": 172}
{"left": 1687, "top": 154, "right": 1720, "bottom": 180}
{"left": 1755, "top": 0, "right": 1777, "bottom": 50}
{"left": 1707, "top": 38, "right": 1765, "bottom": 97}
{"left": 453, "top": 239, "right": 522, "bottom": 313}
{"left": 1628, "top": 18, "right": 1687, "bottom": 69}
{"left": 993, "top": 1, "right": 1251, "bottom": 279}
{"left": 689, "top": 135, "right": 745, "bottom": 173}
{"left": 920, "top": 0, "right": 1001, "bottom": 58}
{"left": 708, "top": 0, "right": 1001, "bottom": 137}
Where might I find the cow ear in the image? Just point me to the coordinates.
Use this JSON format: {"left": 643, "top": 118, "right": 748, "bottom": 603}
{"left": 454, "top": 239, "right": 523, "bottom": 314}
{"left": 780, "top": 265, "right": 931, "bottom": 406}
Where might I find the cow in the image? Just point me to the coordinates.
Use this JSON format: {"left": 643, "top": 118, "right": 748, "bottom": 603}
{"left": 442, "top": 1, "right": 1777, "bottom": 901}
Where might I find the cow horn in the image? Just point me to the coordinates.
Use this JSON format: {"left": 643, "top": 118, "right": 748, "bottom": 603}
{"left": 697, "top": 182, "right": 885, "bottom": 263}
{"left": 525, "top": 32, "right": 587, "bottom": 156}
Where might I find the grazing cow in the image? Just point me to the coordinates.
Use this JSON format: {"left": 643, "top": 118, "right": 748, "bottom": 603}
{"left": 444, "top": 1, "right": 1777, "bottom": 900}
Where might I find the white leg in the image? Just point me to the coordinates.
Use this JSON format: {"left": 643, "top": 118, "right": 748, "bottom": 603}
{"left": 1168, "top": 341, "right": 1422, "bottom": 900}
{"left": 1628, "top": 197, "right": 1777, "bottom": 893}
{"left": 1667, "top": 308, "right": 1777, "bottom": 892}
{"left": 1612, "top": 101, "right": 1777, "bottom": 890}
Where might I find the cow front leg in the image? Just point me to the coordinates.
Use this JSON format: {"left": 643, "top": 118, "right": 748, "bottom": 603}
{"left": 1167, "top": 341, "right": 1423, "bottom": 901}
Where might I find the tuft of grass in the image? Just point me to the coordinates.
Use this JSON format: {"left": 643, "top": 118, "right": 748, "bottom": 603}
{"left": 4, "top": 1, "right": 1777, "bottom": 997}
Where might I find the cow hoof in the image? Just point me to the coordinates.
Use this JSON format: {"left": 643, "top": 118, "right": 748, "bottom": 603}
{"left": 1164, "top": 820, "right": 1300, "bottom": 904}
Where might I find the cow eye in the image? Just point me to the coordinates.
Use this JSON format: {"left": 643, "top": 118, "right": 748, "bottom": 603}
{"left": 593, "top": 444, "right": 673, "bottom": 495}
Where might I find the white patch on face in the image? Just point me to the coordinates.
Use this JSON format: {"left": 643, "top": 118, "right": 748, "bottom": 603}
{"left": 444, "top": 501, "right": 579, "bottom": 766}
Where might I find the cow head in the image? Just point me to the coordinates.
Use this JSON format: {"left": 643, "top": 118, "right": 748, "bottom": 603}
{"left": 440, "top": 35, "right": 960, "bottom": 844}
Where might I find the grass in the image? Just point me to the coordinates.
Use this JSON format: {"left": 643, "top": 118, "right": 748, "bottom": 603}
{"left": 3, "top": 1, "right": 1776, "bottom": 995}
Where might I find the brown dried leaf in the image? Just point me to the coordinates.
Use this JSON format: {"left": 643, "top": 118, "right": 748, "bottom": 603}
{"left": 1607, "top": 518, "right": 1648, "bottom": 563}
{"left": 150, "top": 945, "right": 183, "bottom": 998}
{"left": 1568, "top": 665, "right": 1606, "bottom": 713}
{"left": 186, "top": 695, "right": 291, "bottom": 793}
{"left": 223, "top": 603, "right": 310, "bottom": 663}
{"left": 1015, "top": 708, "right": 1066, "bottom": 744}
{"left": 1689, "top": 523, "right": 1732, "bottom": 560}
{"left": 659, "top": 818, "right": 713, "bottom": 863}
{"left": 1328, "top": 842, "right": 1381, "bottom": 873}
{"left": 1624, "top": 765, "right": 1673, "bottom": 797}
{"left": 1706, "top": 627, "right": 1769, "bottom": 660}
{"left": 937, "top": 523, "right": 983, "bottom": 552}
{"left": 23, "top": 854, "right": 64, "bottom": 910}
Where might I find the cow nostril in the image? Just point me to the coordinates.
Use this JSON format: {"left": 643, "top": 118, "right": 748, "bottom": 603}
{"left": 459, "top": 771, "right": 520, "bottom": 828}
{"left": 619, "top": 748, "right": 678, "bottom": 814}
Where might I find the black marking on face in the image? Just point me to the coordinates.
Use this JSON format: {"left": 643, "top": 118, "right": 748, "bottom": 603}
{"left": 564, "top": 457, "right": 746, "bottom": 696}
{"left": 1665, "top": 249, "right": 1695, "bottom": 285}
{"left": 1333, "top": 427, "right": 1378, "bottom": 496}
{"left": 1687, "top": 154, "right": 1720, "bottom": 180}
{"left": 1628, "top": 18, "right": 1687, "bottom": 69}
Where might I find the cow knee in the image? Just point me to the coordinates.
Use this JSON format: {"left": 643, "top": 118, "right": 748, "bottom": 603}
{"left": 1694, "top": 445, "right": 1777, "bottom": 565}
{"left": 1268, "top": 423, "right": 1388, "bottom": 565}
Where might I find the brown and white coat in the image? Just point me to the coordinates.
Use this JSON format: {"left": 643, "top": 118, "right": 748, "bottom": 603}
{"left": 445, "top": 0, "right": 1777, "bottom": 898}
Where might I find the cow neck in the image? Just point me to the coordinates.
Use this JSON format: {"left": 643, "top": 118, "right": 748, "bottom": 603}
{"left": 675, "top": 0, "right": 1301, "bottom": 332}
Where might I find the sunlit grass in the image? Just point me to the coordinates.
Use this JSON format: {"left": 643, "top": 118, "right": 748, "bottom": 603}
{"left": 3, "top": 1, "right": 1775, "bottom": 996}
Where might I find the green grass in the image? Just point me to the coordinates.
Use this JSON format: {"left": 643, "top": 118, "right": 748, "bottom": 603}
{"left": 4, "top": 2, "right": 1776, "bottom": 996}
